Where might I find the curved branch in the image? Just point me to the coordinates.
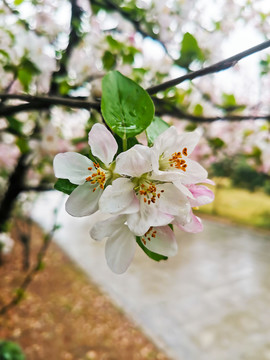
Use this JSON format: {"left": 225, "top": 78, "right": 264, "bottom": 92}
{"left": 0, "top": 93, "right": 100, "bottom": 109}
{"left": 154, "top": 99, "right": 270, "bottom": 122}
{"left": 0, "top": 94, "right": 100, "bottom": 116}
{"left": 1, "top": 39, "right": 270, "bottom": 119}
{"left": 147, "top": 40, "right": 270, "bottom": 95}
{"left": 1, "top": 93, "right": 270, "bottom": 122}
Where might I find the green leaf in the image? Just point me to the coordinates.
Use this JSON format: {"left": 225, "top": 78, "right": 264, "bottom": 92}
{"left": 0, "top": 340, "right": 25, "bottom": 360}
{"left": 4, "top": 64, "right": 17, "bottom": 74}
{"left": 6, "top": 116, "right": 24, "bottom": 135}
{"left": 16, "top": 138, "right": 30, "bottom": 153}
{"left": 101, "top": 71, "right": 154, "bottom": 139}
{"left": 146, "top": 116, "right": 170, "bottom": 146}
{"left": 122, "top": 52, "right": 134, "bottom": 65}
{"left": 18, "top": 57, "right": 41, "bottom": 91}
{"left": 219, "top": 93, "right": 246, "bottom": 113}
{"left": 222, "top": 93, "right": 236, "bottom": 107}
{"left": 20, "top": 57, "right": 40, "bottom": 75}
{"left": 18, "top": 68, "right": 32, "bottom": 91}
{"left": 102, "top": 50, "right": 117, "bottom": 70}
{"left": 177, "top": 32, "right": 204, "bottom": 69}
{"left": 208, "top": 137, "right": 225, "bottom": 150}
{"left": 54, "top": 179, "right": 78, "bottom": 195}
{"left": 136, "top": 237, "right": 168, "bottom": 262}
{"left": 106, "top": 35, "right": 122, "bottom": 50}
{"left": 0, "top": 49, "right": 10, "bottom": 61}
{"left": 14, "top": 0, "right": 25, "bottom": 5}
{"left": 59, "top": 82, "right": 71, "bottom": 95}
{"left": 260, "top": 54, "right": 270, "bottom": 76}
{"left": 194, "top": 104, "right": 203, "bottom": 116}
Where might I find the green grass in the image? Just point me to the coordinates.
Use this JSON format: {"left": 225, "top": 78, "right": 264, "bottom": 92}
{"left": 196, "top": 178, "right": 270, "bottom": 230}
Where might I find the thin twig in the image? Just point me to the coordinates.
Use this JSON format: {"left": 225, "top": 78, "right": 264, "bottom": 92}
{"left": 1, "top": 41, "right": 270, "bottom": 119}
{"left": 147, "top": 40, "right": 270, "bottom": 95}
{"left": 154, "top": 99, "right": 270, "bottom": 122}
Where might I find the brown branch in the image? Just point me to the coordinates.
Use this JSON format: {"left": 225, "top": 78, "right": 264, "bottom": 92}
{"left": 0, "top": 93, "right": 100, "bottom": 109}
{"left": 1, "top": 40, "right": 270, "bottom": 120}
{"left": 0, "top": 154, "right": 29, "bottom": 232}
{"left": 154, "top": 99, "right": 270, "bottom": 122}
{"left": 0, "top": 94, "right": 100, "bottom": 116}
{"left": 147, "top": 40, "right": 270, "bottom": 95}
{"left": 1, "top": 93, "right": 270, "bottom": 122}
{"left": 0, "top": 102, "right": 47, "bottom": 117}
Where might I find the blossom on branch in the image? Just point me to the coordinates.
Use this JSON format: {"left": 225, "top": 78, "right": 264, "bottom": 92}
{"left": 100, "top": 144, "right": 191, "bottom": 235}
{"left": 174, "top": 183, "right": 215, "bottom": 233}
{"left": 53, "top": 114, "right": 214, "bottom": 273}
{"left": 151, "top": 126, "right": 208, "bottom": 196}
{"left": 53, "top": 123, "right": 118, "bottom": 216}
{"left": 90, "top": 215, "right": 177, "bottom": 274}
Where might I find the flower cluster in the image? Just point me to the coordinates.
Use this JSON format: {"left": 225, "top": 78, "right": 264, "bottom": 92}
{"left": 54, "top": 124, "right": 214, "bottom": 274}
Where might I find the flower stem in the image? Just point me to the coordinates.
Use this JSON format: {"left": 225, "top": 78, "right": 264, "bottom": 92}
{"left": 122, "top": 137, "right": 127, "bottom": 152}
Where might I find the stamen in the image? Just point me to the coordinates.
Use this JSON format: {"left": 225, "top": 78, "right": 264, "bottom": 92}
{"left": 135, "top": 181, "right": 164, "bottom": 205}
{"left": 85, "top": 162, "right": 106, "bottom": 192}
{"left": 141, "top": 227, "right": 158, "bottom": 245}
{"left": 168, "top": 151, "right": 188, "bottom": 172}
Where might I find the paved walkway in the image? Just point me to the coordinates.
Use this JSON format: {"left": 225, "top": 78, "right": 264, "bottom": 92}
{"left": 32, "top": 192, "right": 270, "bottom": 360}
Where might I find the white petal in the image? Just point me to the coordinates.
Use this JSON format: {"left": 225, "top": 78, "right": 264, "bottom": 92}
{"left": 177, "top": 130, "right": 201, "bottom": 156}
{"left": 179, "top": 158, "right": 208, "bottom": 184}
{"left": 115, "top": 145, "right": 152, "bottom": 177}
{"left": 142, "top": 226, "right": 178, "bottom": 257}
{"left": 88, "top": 123, "right": 118, "bottom": 165}
{"left": 65, "top": 182, "right": 102, "bottom": 217}
{"left": 172, "top": 180, "right": 194, "bottom": 199}
{"left": 175, "top": 212, "right": 203, "bottom": 233}
{"left": 153, "top": 158, "right": 207, "bottom": 185}
{"left": 151, "top": 169, "right": 180, "bottom": 182}
{"left": 105, "top": 227, "right": 136, "bottom": 274}
{"left": 90, "top": 215, "right": 127, "bottom": 241}
{"left": 187, "top": 184, "right": 215, "bottom": 207}
{"left": 158, "top": 183, "right": 191, "bottom": 217}
{"left": 202, "top": 178, "right": 215, "bottom": 185}
{"left": 99, "top": 178, "right": 139, "bottom": 214}
{"left": 153, "top": 126, "right": 179, "bottom": 157}
{"left": 127, "top": 204, "right": 173, "bottom": 236}
{"left": 53, "top": 152, "right": 93, "bottom": 185}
